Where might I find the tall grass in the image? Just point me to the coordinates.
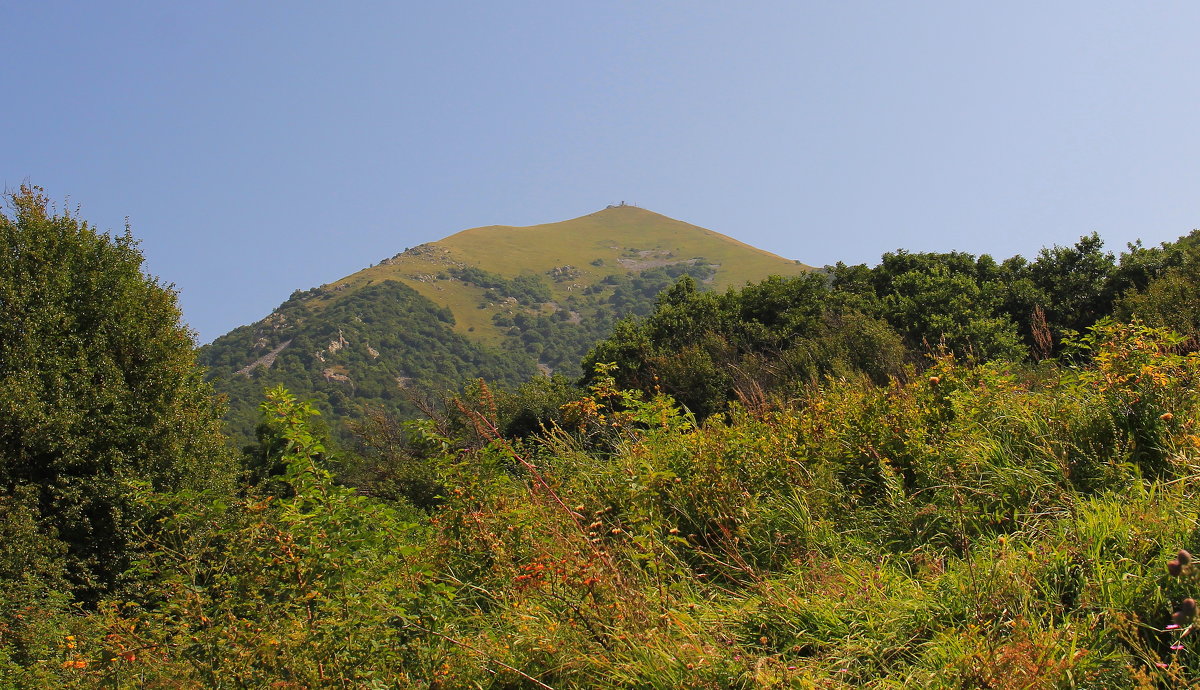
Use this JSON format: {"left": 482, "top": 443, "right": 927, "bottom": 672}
{"left": 10, "top": 321, "right": 1200, "bottom": 687}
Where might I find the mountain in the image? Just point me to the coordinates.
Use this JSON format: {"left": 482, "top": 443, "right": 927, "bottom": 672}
{"left": 199, "top": 205, "right": 811, "bottom": 440}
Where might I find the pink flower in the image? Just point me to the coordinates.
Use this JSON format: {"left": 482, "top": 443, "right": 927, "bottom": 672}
{"left": 1171, "top": 643, "right": 1185, "bottom": 651}
{"left": 1167, "top": 624, "right": 1181, "bottom": 630}
{"left": 1157, "top": 662, "right": 1170, "bottom": 668}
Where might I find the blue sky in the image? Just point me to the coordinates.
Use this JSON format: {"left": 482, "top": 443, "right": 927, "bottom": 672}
{"left": 7, "top": 2, "right": 1200, "bottom": 343}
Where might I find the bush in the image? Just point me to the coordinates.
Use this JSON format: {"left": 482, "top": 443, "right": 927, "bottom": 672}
{"left": 0, "top": 186, "right": 234, "bottom": 598}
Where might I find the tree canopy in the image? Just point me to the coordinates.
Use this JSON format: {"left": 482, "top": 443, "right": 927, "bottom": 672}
{"left": 0, "top": 186, "right": 234, "bottom": 597}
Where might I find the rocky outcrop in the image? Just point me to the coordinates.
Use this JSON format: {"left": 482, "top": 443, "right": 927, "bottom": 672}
{"left": 235, "top": 339, "right": 292, "bottom": 376}
{"left": 322, "top": 366, "right": 351, "bottom": 383}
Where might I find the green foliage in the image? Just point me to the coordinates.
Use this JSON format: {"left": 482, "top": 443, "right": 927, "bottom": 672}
{"left": 89, "top": 387, "right": 445, "bottom": 686}
{"left": 1030, "top": 232, "right": 1119, "bottom": 338}
{"left": 287, "top": 320, "right": 1200, "bottom": 687}
{"left": 883, "top": 258, "right": 1024, "bottom": 361}
{"left": 1118, "top": 251, "right": 1200, "bottom": 339}
{"left": 318, "top": 323, "right": 1200, "bottom": 687}
{"left": 21, "top": 190, "right": 1200, "bottom": 685}
{"left": 1062, "top": 319, "right": 1200, "bottom": 478}
{"left": 496, "top": 374, "right": 584, "bottom": 438}
{"left": 204, "top": 260, "right": 720, "bottom": 446}
{"left": 0, "top": 486, "right": 75, "bottom": 685}
{"left": 0, "top": 186, "right": 234, "bottom": 598}
{"left": 560, "top": 362, "right": 694, "bottom": 451}
{"left": 586, "top": 273, "right": 909, "bottom": 419}
{"left": 451, "top": 265, "right": 553, "bottom": 305}
{"left": 342, "top": 412, "right": 452, "bottom": 511}
{"left": 588, "top": 232, "right": 1200, "bottom": 423}
{"left": 830, "top": 234, "right": 1198, "bottom": 362}
{"left": 202, "top": 279, "right": 538, "bottom": 443}
{"left": 201, "top": 204, "right": 790, "bottom": 446}
{"left": 12, "top": 309, "right": 1200, "bottom": 686}
{"left": 834, "top": 249, "right": 1029, "bottom": 361}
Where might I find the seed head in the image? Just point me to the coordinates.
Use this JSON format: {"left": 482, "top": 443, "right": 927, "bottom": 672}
{"left": 1161, "top": 412, "right": 1174, "bottom": 421}
{"left": 1168, "top": 559, "right": 1183, "bottom": 577}
{"left": 1179, "top": 549, "right": 1192, "bottom": 566}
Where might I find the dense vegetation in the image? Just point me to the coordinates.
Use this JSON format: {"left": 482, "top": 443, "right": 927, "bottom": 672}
{"left": 585, "top": 232, "right": 1200, "bottom": 422}
{"left": 203, "top": 279, "right": 538, "bottom": 441}
{"left": 0, "top": 187, "right": 234, "bottom": 603}
{"left": 202, "top": 258, "right": 717, "bottom": 444}
{"left": 495, "top": 262, "right": 717, "bottom": 374}
{"left": 10, "top": 187, "right": 1200, "bottom": 686}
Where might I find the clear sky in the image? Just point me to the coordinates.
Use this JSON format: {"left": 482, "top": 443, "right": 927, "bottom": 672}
{"left": 7, "top": 2, "right": 1200, "bottom": 343}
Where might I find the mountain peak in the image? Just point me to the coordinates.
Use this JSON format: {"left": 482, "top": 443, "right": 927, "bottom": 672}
{"left": 593, "top": 202, "right": 654, "bottom": 214}
{"left": 200, "top": 208, "right": 812, "bottom": 439}
{"left": 581, "top": 204, "right": 682, "bottom": 223}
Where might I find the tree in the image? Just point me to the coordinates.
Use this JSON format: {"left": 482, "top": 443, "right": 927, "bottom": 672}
{"left": 1118, "top": 256, "right": 1200, "bottom": 339}
{"left": 0, "top": 186, "right": 234, "bottom": 598}
{"left": 584, "top": 274, "right": 908, "bottom": 419}
{"left": 1030, "top": 233, "right": 1118, "bottom": 341}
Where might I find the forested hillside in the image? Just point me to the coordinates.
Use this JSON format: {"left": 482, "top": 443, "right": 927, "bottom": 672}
{"left": 10, "top": 186, "right": 1200, "bottom": 686}
{"left": 200, "top": 206, "right": 807, "bottom": 442}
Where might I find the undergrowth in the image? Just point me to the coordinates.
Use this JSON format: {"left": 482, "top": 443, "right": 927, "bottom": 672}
{"left": 7, "top": 321, "right": 1200, "bottom": 687}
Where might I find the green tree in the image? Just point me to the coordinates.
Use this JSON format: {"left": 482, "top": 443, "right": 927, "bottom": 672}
{"left": 1117, "top": 256, "right": 1200, "bottom": 338}
{"left": 585, "top": 274, "right": 908, "bottom": 418}
{"left": 0, "top": 186, "right": 234, "bottom": 598}
{"left": 854, "top": 250, "right": 1025, "bottom": 362}
{"left": 1030, "top": 233, "right": 1118, "bottom": 340}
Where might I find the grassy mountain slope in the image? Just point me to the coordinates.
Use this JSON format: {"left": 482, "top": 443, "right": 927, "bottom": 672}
{"left": 200, "top": 206, "right": 810, "bottom": 440}
{"left": 326, "top": 205, "right": 809, "bottom": 342}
